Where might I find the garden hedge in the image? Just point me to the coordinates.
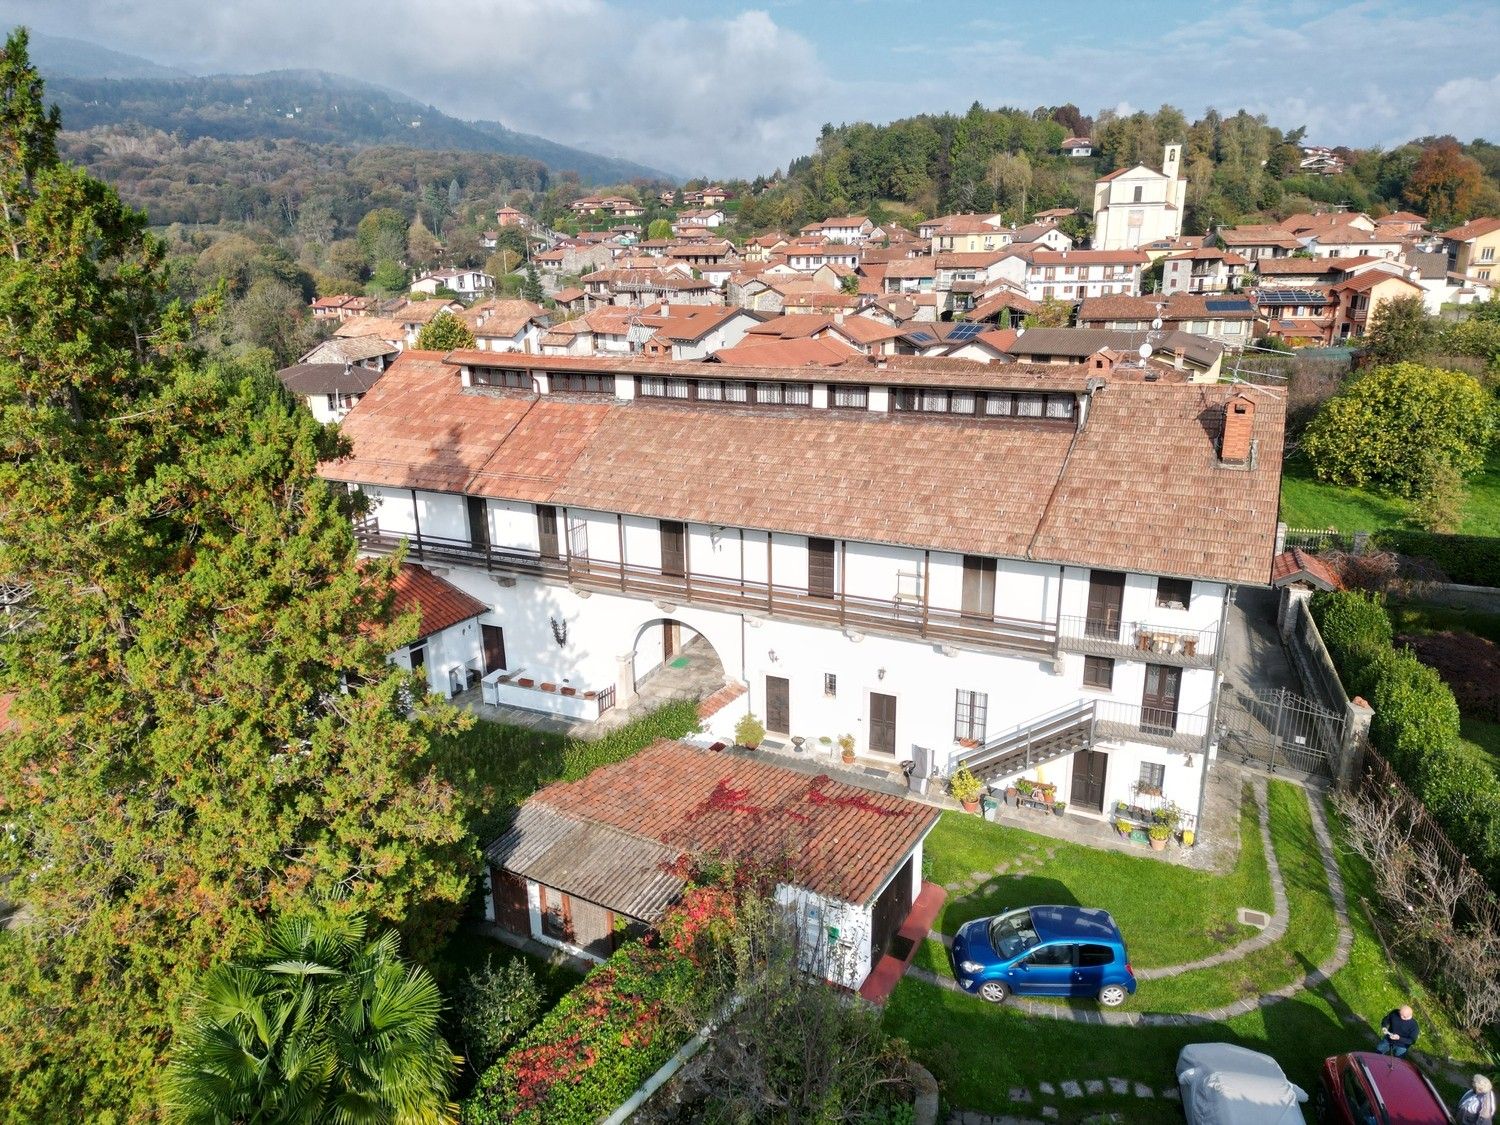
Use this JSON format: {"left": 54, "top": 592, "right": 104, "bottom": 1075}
{"left": 1372, "top": 529, "right": 1500, "bottom": 588}
{"left": 1311, "top": 590, "right": 1500, "bottom": 888}
{"left": 463, "top": 940, "right": 699, "bottom": 1125}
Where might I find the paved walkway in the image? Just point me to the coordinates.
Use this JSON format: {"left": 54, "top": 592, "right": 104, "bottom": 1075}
{"left": 910, "top": 784, "right": 1354, "bottom": 1027}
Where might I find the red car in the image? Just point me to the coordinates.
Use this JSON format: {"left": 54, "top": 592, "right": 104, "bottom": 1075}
{"left": 1315, "top": 1052, "right": 1451, "bottom": 1125}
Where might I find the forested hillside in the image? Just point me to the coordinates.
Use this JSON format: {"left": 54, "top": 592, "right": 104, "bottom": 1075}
{"left": 736, "top": 102, "right": 1500, "bottom": 235}
{"left": 48, "top": 70, "right": 668, "bottom": 184}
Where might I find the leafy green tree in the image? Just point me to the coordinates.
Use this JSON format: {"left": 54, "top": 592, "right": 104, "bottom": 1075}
{"left": 1301, "top": 362, "right": 1496, "bottom": 497}
{"left": 0, "top": 32, "right": 478, "bottom": 1116}
{"left": 839, "top": 273, "right": 860, "bottom": 295}
{"left": 356, "top": 206, "right": 407, "bottom": 265}
{"left": 1361, "top": 295, "right": 1436, "bottom": 364}
{"left": 165, "top": 912, "right": 459, "bottom": 1123}
{"left": 407, "top": 216, "right": 442, "bottom": 270}
{"left": 1023, "top": 295, "right": 1074, "bottom": 328}
{"left": 369, "top": 257, "right": 408, "bottom": 295}
{"left": 416, "top": 310, "right": 476, "bottom": 351}
{"left": 458, "top": 958, "right": 544, "bottom": 1074}
{"left": 521, "top": 262, "right": 543, "bottom": 303}
{"left": 647, "top": 217, "right": 673, "bottom": 240}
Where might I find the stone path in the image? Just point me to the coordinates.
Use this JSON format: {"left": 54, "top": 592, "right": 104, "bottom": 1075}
{"left": 912, "top": 784, "right": 1355, "bottom": 1029}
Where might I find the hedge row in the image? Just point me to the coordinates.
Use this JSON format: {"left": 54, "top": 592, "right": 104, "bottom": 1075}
{"left": 463, "top": 940, "right": 699, "bottom": 1125}
{"left": 1371, "top": 529, "right": 1500, "bottom": 589}
{"left": 1311, "top": 590, "right": 1500, "bottom": 887}
{"left": 561, "top": 697, "right": 701, "bottom": 781}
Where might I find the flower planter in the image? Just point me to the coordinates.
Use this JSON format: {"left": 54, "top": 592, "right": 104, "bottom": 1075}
{"left": 1149, "top": 836, "right": 1168, "bottom": 852}
{"left": 1053, "top": 803, "right": 1066, "bottom": 817}
{"left": 961, "top": 799, "right": 980, "bottom": 814}
{"left": 560, "top": 686, "right": 577, "bottom": 697}
{"left": 583, "top": 690, "right": 597, "bottom": 699}
{"left": 540, "top": 682, "right": 557, "bottom": 693}
{"left": 841, "top": 750, "right": 856, "bottom": 765}
{"left": 1004, "top": 786, "right": 1018, "bottom": 806}
{"left": 517, "top": 678, "right": 535, "bottom": 688}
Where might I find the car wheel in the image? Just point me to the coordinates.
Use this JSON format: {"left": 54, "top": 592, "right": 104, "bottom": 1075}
{"left": 979, "top": 981, "right": 1010, "bottom": 1003}
{"left": 1098, "top": 984, "right": 1128, "bottom": 1007}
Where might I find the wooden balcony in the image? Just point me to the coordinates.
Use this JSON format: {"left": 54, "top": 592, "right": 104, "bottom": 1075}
{"left": 1057, "top": 614, "right": 1218, "bottom": 669}
{"left": 356, "top": 523, "right": 1057, "bottom": 658}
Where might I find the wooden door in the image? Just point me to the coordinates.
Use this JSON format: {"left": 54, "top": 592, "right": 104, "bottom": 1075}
{"left": 537, "top": 505, "right": 560, "bottom": 559}
{"left": 869, "top": 692, "right": 897, "bottom": 755}
{"left": 490, "top": 868, "right": 530, "bottom": 937}
{"left": 1070, "top": 750, "right": 1108, "bottom": 813}
{"left": 466, "top": 495, "right": 490, "bottom": 551}
{"left": 660, "top": 520, "right": 686, "bottom": 577}
{"left": 663, "top": 622, "right": 680, "bottom": 660}
{"left": 961, "top": 555, "right": 997, "bottom": 619}
{"left": 765, "top": 675, "right": 790, "bottom": 733}
{"left": 807, "top": 537, "right": 836, "bottom": 599}
{"left": 567, "top": 897, "right": 615, "bottom": 960}
{"left": 869, "top": 856, "right": 914, "bottom": 964}
{"left": 1086, "top": 570, "right": 1126, "bottom": 638}
{"left": 482, "top": 624, "right": 507, "bottom": 673}
{"left": 1141, "top": 664, "right": 1182, "bottom": 734}
{"left": 538, "top": 884, "right": 571, "bottom": 943}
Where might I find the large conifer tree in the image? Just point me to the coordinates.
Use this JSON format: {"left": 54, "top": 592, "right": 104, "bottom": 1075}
{"left": 0, "top": 29, "right": 477, "bottom": 1116}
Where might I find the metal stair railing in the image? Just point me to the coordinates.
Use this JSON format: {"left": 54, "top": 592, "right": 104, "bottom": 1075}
{"left": 958, "top": 700, "right": 1098, "bottom": 782}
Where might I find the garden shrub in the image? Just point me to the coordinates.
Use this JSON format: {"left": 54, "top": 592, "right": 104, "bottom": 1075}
{"left": 1311, "top": 590, "right": 1500, "bottom": 889}
{"left": 459, "top": 957, "right": 545, "bottom": 1074}
{"left": 463, "top": 941, "right": 698, "bottom": 1125}
{"left": 1371, "top": 529, "right": 1500, "bottom": 588}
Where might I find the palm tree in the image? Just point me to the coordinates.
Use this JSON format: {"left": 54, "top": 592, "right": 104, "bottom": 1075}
{"left": 165, "top": 912, "right": 459, "bottom": 1124}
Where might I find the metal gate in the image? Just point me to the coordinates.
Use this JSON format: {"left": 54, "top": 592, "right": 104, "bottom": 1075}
{"left": 1218, "top": 687, "right": 1343, "bottom": 778}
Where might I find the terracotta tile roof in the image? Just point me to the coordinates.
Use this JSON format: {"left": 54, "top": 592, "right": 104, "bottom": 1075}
{"left": 1382, "top": 211, "right": 1426, "bottom": 224}
{"left": 397, "top": 299, "right": 461, "bottom": 325}
{"left": 710, "top": 337, "right": 859, "bottom": 366}
{"left": 387, "top": 562, "right": 487, "bottom": 640}
{"left": 515, "top": 741, "right": 939, "bottom": 906}
{"left": 277, "top": 363, "right": 383, "bottom": 396}
{"left": 884, "top": 258, "right": 938, "bottom": 278}
{"left": 325, "top": 353, "right": 1284, "bottom": 582}
{"left": 1078, "top": 293, "right": 1253, "bottom": 322}
{"left": 335, "top": 316, "right": 407, "bottom": 340}
{"left": 965, "top": 291, "right": 1040, "bottom": 320}
{"left": 697, "top": 682, "right": 746, "bottom": 720}
{"left": 1329, "top": 271, "right": 1423, "bottom": 295}
{"left": 551, "top": 287, "right": 586, "bottom": 303}
{"left": 1269, "top": 548, "right": 1342, "bottom": 591}
{"left": 935, "top": 251, "right": 1010, "bottom": 268}
{"left": 1030, "top": 249, "right": 1148, "bottom": 266}
{"left": 1216, "top": 226, "right": 1301, "bottom": 248}
{"left": 1253, "top": 258, "right": 1344, "bottom": 276}
{"left": 1307, "top": 227, "right": 1401, "bottom": 245}
{"left": 1440, "top": 217, "right": 1500, "bottom": 242}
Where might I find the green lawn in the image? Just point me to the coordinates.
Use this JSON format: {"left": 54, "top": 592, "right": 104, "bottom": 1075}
{"left": 1279, "top": 449, "right": 1500, "bottom": 535}
{"left": 886, "top": 785, "right": 1490, "bottom": 1120}
{"left": 923, "top": 784, "right": 1272, "bottom": 969}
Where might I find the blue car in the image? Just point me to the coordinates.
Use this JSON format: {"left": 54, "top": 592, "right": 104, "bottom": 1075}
{"left": 949, "top": 905, "right": 1136, "bottom": 1007}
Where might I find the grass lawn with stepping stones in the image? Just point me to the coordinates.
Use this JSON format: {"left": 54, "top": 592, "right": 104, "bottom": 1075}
{"left": 887, "top": 783, "right": 1489, "bottom": 1122}
{"left": 923, "top": 782, "right": 1273, "bottom": 969}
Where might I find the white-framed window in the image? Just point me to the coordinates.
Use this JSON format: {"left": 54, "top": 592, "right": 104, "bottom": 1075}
{"left": 954, "top": 690, "right": 988, "bottom": 742}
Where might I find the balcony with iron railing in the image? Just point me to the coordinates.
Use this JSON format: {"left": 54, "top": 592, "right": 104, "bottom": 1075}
{"left": 1057, "top": 614, "right": 1218, "bottom": 668}
{"left": 355, "top": 522, "right": 1058, "bottom": 659}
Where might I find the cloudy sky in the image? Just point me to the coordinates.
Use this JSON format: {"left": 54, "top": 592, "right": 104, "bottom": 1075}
{"left": 5, "top": 0, "right": 1498, "bottom": 178}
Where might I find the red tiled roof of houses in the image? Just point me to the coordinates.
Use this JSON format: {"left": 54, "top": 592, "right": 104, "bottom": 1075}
{"left": 1440, "top": 216, "right": 1500, "bottom": 242}
{"left": 527, "top": 740, "right": 940, "bottom": 905}
{"left": 697, "top": 683, "right": 746, "bottom": 721}
{"left": 551, "top": 286, "right": 585, "bottom": 303}
{"left": 1079, "top": 293, "right": 1254, "bottom": 321}
{"left": 1269, "top": 548, "right": 1343, "bottom": 591}
{"left": 1030, "top": 249, "right": 1148, "bottom": 266}
{"left": 711, "top": 336, "right": 860, "bottom": 367}
{"left": 1328, "top": 270, "right": 1423, "bottom": 295}
{"left": 386, "top": 562, "right": 487, "bottom": 640}
{"left": 1382, "top": 210, "right": 1426, "bottom": 224}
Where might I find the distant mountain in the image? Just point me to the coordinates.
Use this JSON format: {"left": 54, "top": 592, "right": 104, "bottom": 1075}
{"left": 28, "top": 33, "right": 190, "bottom": 80}
{"left": 42, "top": 68, "right": 669, "bottom": 185}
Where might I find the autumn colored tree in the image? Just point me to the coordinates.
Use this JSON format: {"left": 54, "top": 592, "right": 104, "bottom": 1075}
{"left": 1403, "top": 139, "right": 1484, "bottom": 228}
{"left": 0, "top": 30, "right": 478, "bottom": 1117}
{"left": 1023, "top": 295, "right": 1074, "bottom": 328}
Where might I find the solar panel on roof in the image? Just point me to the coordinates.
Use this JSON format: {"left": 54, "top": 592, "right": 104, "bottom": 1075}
{"left": 906, "top": 331, "right": 936, "bottom": 343}
{"left": 1204, "top": 298, "right": 1251, "bottom": 313}
{"left": 947, "top": 323, "right": 984, "bottom": 341}
{"left": 1257, "top": 289, "right": 1326, "bottom": 306}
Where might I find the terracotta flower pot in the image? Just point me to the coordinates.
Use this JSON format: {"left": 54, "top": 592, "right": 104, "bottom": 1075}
{"left": 517, "top": 678, "right": 534, "bottom": 688}
{"left": 583, "top": 690, "right": 597, "bottom": 699}
{"left": 841, "top": 750, "right": 856, "bottom": 765}
{"left": 961, "top": 799, "right": 980, "bottom": 813}
{"left": 560, "top": 686, "right": 577, "bottom": 696}
{"left": 1149, "top": 836, "right": 1168, "bottom": 852}
{"left": 540, "top": 682, "right": 557, "bottom": 693}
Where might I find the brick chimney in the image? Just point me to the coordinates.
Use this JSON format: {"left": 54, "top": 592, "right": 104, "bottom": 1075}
{"left": 1221, "top": 394, "right": 1255, "bottom": 463}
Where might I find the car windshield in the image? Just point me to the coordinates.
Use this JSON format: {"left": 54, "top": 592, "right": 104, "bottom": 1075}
{"left": 987, "top": 909, "right": 1040, "bottom": 960}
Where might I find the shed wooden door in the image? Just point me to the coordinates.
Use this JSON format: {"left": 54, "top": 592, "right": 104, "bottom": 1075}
{"left": 482, "top": 624, "right": 507, "bottom": 674}
{"left": 765, "top": 675, "right": 790, "bottom": 733}
{"left": 490, "top": 869, "right": 530, "bottom": 938}
{"left": 660, "top": 520, "right": 686, "bottom": 577}
{"left": 869, "top": 692, "right": 897, "bottom": 755}
{"left": 567, "top": 897, "right": 616, "bottom": 960}
{"left": 807, "top": 537, "right": 836, "bottom": 599}
{"left": 961, "top": 556, "right": 997, "bottom": 619}
{"left": 1070, "top": 750, "right": 1108, "bottom": 813}
{"left": 1141, "top": 664, "right": 1182, "bottom": 734}
{"left": 1086, "top": 570, "right": 1126, "bottom": 638}
{"left": 870, "top": 856, "right": 914, "bottom": 963}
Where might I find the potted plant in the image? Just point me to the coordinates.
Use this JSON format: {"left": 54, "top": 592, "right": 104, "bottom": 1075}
{"left": 1037, "top": 782, "right": 1056, "bottom": 805}
{"left": 560, "top": 686, "right": 577, "bottom": 697}
{"left": 838, "top": 733, "right": 856, "bottom": 765}
{"left": 949, "top": 765, "right": 984, "bottom": 813}
{"left": 957, "top": 736, "right": 979, "bottom": 749}
{"left": 1053, "top": 801, "right": 1067, "bottom": 817}
{"left": 1147, "top": 822, "right": 1171, "bottom": 851}
{"left": 517, "top": 677, "right": 535, "bottom": 688}
{"left": 734, "top": 713, "right": 766, "bottom": 751}
{"left": 1004, "top": 783, "right": 1019, "bottom": 806}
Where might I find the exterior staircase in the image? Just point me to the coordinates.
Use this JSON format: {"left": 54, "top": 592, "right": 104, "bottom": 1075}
{"left": 957, "top": 700, "right": 1098, "bottom": 783}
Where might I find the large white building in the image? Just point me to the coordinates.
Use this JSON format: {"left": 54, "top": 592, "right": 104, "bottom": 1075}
{"left": 322, "top": 348, "right": 1283, "bottom": 842}
{"left": 1092, "top": 145, "right": 1188, "bottom": 251}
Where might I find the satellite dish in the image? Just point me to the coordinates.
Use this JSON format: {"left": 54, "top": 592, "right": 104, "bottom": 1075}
{"left": 1151, "top": 317, "right": 1164, "bottom": 331}
{"left": 1138, "top": 343, "right": 1153, "bottom": 360}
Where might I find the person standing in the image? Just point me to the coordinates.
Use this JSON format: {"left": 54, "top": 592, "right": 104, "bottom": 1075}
{"left": 1457, "top": 1075, "right": 1495, "bottom": 1125}
{"left": 1376, "top": 1005, "right": 1419, "bottom": 1057}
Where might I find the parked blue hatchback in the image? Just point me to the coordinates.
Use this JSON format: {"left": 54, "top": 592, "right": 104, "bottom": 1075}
{"left": 950, "top": 905, "right": 1136, "bottom": 1006}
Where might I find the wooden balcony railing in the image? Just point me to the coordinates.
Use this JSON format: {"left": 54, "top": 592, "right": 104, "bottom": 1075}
{"left": 356, "top": 523, "right": 1057, "bottom": 658}
{"left": 1056, "top": 615, "right": 1218, "bottom": 668}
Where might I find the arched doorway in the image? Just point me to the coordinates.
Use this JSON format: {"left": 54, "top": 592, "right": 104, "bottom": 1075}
{"left": 629, "top": 618, "right": 727, "bottom": 709}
